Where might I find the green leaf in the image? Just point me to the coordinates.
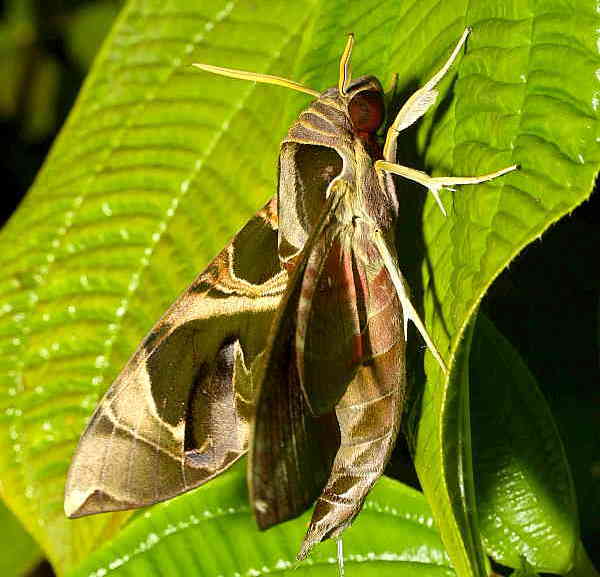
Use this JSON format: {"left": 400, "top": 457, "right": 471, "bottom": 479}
{"left": 511, "top": 557, "right": 540, "bottom": 577}
{"left": 0, "top": 497, "right": 43, "bottom": 576}
{"left": 403, "top": 4, "right": 599, "bottom": 577}
{"left": 0, "top": 0, "right": 597, "bottom": 576}
{"left": 69, "top": 463, "right": 454, "bottom": 577}
{"left": 470, "top": 314, "right": 580, "bottom": 574}
{"left": 413, "top": 314, "right": 490, "bottom": 577}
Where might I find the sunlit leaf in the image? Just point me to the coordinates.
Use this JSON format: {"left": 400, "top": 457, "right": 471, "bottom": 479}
{"left": 0, "top": 497, "right": 43, "bottom": 576}
{"left": 69, "top": 463, "right": 454, "bottom": 577}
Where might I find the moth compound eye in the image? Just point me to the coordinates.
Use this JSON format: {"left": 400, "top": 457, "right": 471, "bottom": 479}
{"left": 349, "top": 90, "right": 384, "bottom": 133}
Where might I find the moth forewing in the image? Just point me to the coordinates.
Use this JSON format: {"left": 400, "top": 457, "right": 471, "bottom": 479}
{"left": 64, "top": 199, "right": 286, "bottom": 518}
{"left": 249, "top": 186, "right": 346, "bottom": 531}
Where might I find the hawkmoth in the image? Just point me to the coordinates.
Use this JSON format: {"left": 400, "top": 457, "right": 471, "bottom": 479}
{"left": 65, "top": 28, "right": 516, "bottom": 561}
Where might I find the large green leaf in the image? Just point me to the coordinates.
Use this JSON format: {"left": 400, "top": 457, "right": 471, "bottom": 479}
{"left": 470, "top": 315, "right": 587, "bottom": 575}
{"left": 404, "top": 4, "right": 599, "bottom": 577}
{"left": 0, "top": 497, "right": 43, "bottom": 576}
{"left": 68, "top": 462, "right": 454, "bottom": 577}
{"left": 0, "top": 0, "right": 597, "bottom": 576}
{"left": 472, "top": 314, "right": 575, "bottom": 570}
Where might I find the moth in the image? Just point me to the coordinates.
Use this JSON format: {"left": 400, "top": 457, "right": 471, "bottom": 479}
{"left": 65, "top": 28, "right": 516, "bottom": 560}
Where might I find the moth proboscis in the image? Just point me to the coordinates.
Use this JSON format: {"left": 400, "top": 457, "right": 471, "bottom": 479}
{"left": 65, "top": 27, "right": 517, "bottom": 561}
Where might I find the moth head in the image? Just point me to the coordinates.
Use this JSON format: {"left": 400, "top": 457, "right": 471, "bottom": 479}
{"left": 341, "top": 76, "right": 385, "bottom": 135}
{"left": 332, "top": 33, "right": 384, "bottom": 134}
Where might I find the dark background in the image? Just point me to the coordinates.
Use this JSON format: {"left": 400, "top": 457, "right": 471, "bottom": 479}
{"left": 1, "top": 1, "right": 598, "bottom": 574}
{"left": 1, "top": 0, "right": 122, "bottom": 227}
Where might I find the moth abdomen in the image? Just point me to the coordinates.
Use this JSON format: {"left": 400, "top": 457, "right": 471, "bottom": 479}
{"left": 298, "top": 341, "right": 404, "bottom": 559}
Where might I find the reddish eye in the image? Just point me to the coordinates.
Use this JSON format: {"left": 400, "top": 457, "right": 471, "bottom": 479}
{"left": 349, "top": 90, "right": 384, "bottom": 133}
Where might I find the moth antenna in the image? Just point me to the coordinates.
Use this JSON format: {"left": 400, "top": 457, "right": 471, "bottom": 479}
{"left": 372, "top": 232, "right": 449, "bottom": 374}
{"left": 192, "top": 63, "right": 320, "bottom": 98}
{"left": 338, "top": 33, "right": 354, "bottom": 96}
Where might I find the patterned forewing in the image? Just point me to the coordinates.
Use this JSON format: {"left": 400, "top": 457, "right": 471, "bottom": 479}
{"left": 65, "top": 199, "right": 287, "bottom": 517}
{"left": 295, "top": 230, "right": 361, "bottom": 415}
{"left": 277, "top": 142, "right": 344, "bottom": 266}
{"left": 250, "top": 187, "right": 346, "bottom": 530}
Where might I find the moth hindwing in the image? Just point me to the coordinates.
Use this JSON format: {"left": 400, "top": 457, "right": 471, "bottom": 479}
{"left": 65, "top": 28, "right": 517, "bottom": 562}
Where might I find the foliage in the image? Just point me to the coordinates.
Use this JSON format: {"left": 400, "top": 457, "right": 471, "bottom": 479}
{"left": 0, "top": 0, "right": 121, "bottom": 226}
{"left": 70, "top": 462, "right": 456, "bottom": 577}
{"left": 0, "top": 499, "right": 42, "bottom": 576}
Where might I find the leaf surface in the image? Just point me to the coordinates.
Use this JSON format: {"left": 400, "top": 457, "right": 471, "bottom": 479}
{"left": 68, "top": 463, "right": 455, "bottom": 577}
{"left": 0, "top": 498, "right": 43, "bottom": 576}
{"left": 471, "top": 315, "right": 582, "bottom": 574}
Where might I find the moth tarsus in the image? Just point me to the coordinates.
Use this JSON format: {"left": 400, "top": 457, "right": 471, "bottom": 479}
{"left": 336, "top": 537, "right": 345, "bottom": 577}
{"left": 65, "top": 27, "right": 517, "bottom": 563}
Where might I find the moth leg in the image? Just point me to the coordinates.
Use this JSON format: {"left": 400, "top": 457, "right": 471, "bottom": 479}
{"left": 386, "top": 72, "right": 399, "bottom": 97}
{"left": 336, "top": 538, "right": 345, "bottom": 577}
{"left": 383, "top": 27, "right": 471, "bottom": 162}
{"left": 372, "top": 231, "right": 448, "bottom": 374}
{"left": 375, "top": 160, "right": 518, "bottom": 216}
{"left": 382, "top": 72, "right": 399, "bottom": 137}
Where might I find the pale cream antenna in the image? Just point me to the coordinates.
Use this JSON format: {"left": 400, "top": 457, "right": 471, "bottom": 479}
{"left": 338, "top": 33, "right": 354, "bottom": 96}
{"left": 192, "top": 63, "right": 320, "bottom": 98}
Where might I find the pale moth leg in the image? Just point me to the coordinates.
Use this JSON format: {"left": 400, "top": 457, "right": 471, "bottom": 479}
{"left": 336, "top": 538, "right": 345, "bottom": 577}
{"left": 372, "top": 231, "right": 448, "bottom": 374}
{"left": 375, "top": 161, "right": 518, "bottom": 216}
{"left": 386, "top": 72, "right": 399, "bottom": 98}
{"left": 379, "top": 27, "right": 517, "bottom": 214}
{"left": 383, "top": 27, "right": 471, "bottom": 162}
